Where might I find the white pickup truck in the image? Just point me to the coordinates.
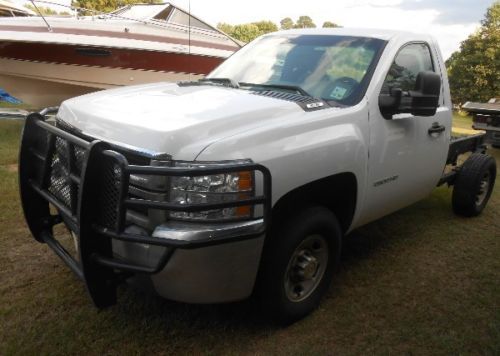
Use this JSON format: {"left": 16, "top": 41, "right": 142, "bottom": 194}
{"left": 19, "top": 28, "right": 496, "bottom": 324}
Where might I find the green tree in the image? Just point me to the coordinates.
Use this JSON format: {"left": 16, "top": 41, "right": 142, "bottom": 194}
{"left": 218, "top": 20, "right": 278, "bottom": 43}
{"left": 280, "top": 17, "right": 294, "bottom": 30}
{"left": 446, "top": 1, "right": 500, "bottom": 105}
{"left": 322, "top": 21, "right": 339, "bottom": 28}
{"left": 24, "top": 4, "right": 58, "bottom": 15}
{"left": 71, "top": 0, "right": 161, "bottom": 14}
{"left": 217, "top": 22, "right": 234, "bottom": 35}
{"left": 294, "top": 15, "right": 316, "bottom": 28}
{"left": 252, "top": 20, "right": 278, "bottom": 34}
{"left": 230, "top": 23, "right": 262, "bottom": 42}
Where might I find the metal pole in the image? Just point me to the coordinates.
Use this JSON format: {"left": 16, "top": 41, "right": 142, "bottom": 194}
{"left": 30, "top": 0, "right": 52, "bottom": 32}
{"left": 188, "top": 0, "right": 192, "bottom": 81}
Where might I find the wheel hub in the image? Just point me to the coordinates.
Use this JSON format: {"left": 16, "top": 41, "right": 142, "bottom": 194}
{"left": 476, "top": 171, "right": 490, "bottom": 206}
{"left": 295, "top": 252, "right": 319, "bottom": 281}
{"left": 284, "top": 234, "right": 329, "bottom": 302}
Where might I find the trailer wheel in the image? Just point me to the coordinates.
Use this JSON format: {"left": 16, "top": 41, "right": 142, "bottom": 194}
{"left": 257, "top": 206, "right": 341, "bottom": 324}
{"left": 452, "top": 153, "right": 496, "bottom": 217}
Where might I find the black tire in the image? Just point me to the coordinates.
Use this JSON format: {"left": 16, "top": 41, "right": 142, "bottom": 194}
{"left": 452, "top": 153, "right": 496, "bottom": 217}
{"left": 492, "top": 144, "right": 500, "bottom": 149}
{"left": 257, "top": 206, "right": 342, "bottom": 325}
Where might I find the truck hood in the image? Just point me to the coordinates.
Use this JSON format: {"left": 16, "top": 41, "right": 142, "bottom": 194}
{"left": 58, "top": 82, "right": 302, "bottom": 160}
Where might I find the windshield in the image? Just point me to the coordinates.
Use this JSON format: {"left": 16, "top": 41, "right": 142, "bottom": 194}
{"left": 208, "top": 34, "right": 386, "bottom": 106}
{"left": 111, "top": 4, "right": 168, "bottom": 20}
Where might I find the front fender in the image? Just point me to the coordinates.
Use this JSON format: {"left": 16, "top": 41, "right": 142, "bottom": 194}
{"left": 196, "top": 102, "right": 370, "bottom": 231}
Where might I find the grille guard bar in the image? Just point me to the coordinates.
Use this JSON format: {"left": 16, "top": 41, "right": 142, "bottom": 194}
{"left": 19, "top": 111, "right": 272, "bottom": 308}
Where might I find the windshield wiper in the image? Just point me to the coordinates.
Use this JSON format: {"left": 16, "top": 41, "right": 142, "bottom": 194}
{"left": 239, "top": 82, "right": 312, "bottom": 97}
{"left": 199, "top": 77, "right": 240, "bottom": 89}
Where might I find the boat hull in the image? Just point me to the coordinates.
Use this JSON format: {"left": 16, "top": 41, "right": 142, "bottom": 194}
{"left": 0, "top": 57, "right": 203, "bottom": 108}
{"left": 0, "top": 39, "right": 223, "bottom": 107}
{"left": 0, "top": 8, "right": 239, "bottom": 107}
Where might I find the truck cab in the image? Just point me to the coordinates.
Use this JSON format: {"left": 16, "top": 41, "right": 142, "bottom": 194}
{"left": 19, "top": 28, "right": 496, "bottom": 324}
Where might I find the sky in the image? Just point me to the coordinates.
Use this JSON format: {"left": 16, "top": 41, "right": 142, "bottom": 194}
{"left": 13, "top": 0, "right": 495, "bottom": 59}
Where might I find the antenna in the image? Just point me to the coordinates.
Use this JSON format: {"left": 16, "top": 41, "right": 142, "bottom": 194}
{"left": 188, "top": 0, "right": 192, "bottom": 81}
{"left": 30, "top": 0, "right": 52, "bottom": 32}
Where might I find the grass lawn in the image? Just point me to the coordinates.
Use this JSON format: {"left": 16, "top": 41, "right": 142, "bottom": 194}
{"left": 0, "top": 117, "right": 498, "bottom": 355}
{"left": 452, "top": 112, "right": 473, "bottom": 131}
{"left": 0, "top": 102, "right": 32, "bottom": 110}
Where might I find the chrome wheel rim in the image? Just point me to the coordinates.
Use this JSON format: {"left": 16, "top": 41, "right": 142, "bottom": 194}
{"left": 284, "top": 234, "right": 329, "bottom": 302}
{"left": 476, "top": 171, "right": 491, "bottom": 206}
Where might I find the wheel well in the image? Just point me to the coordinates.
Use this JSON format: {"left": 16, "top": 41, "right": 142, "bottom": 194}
{"left": 271, "top": 173, "right": 357, "bottom": 234}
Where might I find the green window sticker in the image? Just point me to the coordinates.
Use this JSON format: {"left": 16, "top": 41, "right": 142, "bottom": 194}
{"left": 330, "top": 86, "right": 347, "bottom": 100}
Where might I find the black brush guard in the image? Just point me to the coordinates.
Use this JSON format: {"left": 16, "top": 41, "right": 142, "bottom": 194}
{"left": 19, "top": 110, "right": 272, "bottom": 308}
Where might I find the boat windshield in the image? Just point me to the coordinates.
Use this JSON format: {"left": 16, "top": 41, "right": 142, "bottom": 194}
{"left": 157, "top": 6, "right": 215, "bottom": 31}
{"left": 111, "top": 4, "right": 215, "bottom": 32}
{"left": 111, "top": 4, "right": 168, "bottom": 20}
{"left": 208, "top": 34, "right": 386, "bottom": 106}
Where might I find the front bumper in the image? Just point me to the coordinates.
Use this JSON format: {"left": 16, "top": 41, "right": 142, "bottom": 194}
{"left": 19, "top": 109, "right": 271, "bottom": 307}
{"left": 113, "top": 220, "right": 266, "bottom": 303}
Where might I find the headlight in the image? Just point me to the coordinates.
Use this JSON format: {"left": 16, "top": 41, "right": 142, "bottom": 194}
{"left": 169, "top": 161, "right": 254, "bottom": 221}
{"left": 128, "top": 160, "right": 256, "bottom": 224}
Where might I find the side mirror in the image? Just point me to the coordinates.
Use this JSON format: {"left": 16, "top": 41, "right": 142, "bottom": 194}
{"left": 379, "top": 87, "right": 402, "bottom": 113}
{"left": 409, "top": 71, "right": 441, "bottom": 116}
{"left": 379, "top": 71, "right": 441, "bottom": 119}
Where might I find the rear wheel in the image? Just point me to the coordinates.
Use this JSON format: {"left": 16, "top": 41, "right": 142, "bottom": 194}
{"left": 258, "top": 206, "right": 342, "bottom": 324}
{"left": 452, "top": 153, "right": 496, "bottom": 217}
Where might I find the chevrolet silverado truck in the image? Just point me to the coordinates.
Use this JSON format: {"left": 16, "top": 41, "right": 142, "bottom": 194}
{"left": 19, "top": 28, "right": 497, "bottom": 324}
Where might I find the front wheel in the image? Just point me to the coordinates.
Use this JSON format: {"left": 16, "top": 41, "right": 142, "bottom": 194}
{"left": 257, "top": 206, "right": 342, "bottom": 324}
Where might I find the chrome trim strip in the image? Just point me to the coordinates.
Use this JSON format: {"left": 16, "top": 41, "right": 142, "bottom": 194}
{"left": 152, "top": 219, "right": 265, "bottom": 242}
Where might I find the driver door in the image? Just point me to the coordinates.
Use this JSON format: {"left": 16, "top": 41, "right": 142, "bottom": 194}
{"left": 360, "top": 42, "right": 451, "bottom": 224}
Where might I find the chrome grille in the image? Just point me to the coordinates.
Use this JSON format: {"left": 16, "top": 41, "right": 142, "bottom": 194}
{"left": 47, "top": 135, "right": 129, "bottom": 230}
{"left": 48, "top": 122, "right": 168, "bottom": 232}
{"left": 48, "top": 136, "right": 78, "bottom": 211}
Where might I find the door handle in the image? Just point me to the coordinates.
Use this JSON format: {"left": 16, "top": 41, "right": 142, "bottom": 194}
{"left": 428, "top": 122, "right": 445, "bottom": 135}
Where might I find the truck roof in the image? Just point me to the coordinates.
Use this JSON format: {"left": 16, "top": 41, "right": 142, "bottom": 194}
{"left": 273, "top": 27, "right": 434, "bottom": 42}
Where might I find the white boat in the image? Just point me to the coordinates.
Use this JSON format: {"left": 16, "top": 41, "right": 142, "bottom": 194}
{"left": 0, "top": 0, "right": 36, "bottom": 17}
{"left": 0, "top": 2, "right": 240, "bottom": 107}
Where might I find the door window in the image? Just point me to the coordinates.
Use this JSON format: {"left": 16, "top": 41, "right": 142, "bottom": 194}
{"left": 381, "top": 43, "right": 434, "bottom": 94}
